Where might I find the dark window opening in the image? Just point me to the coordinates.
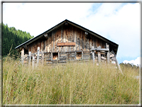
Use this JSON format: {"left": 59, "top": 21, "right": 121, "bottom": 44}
{"left": 53, "top": 53, "right": 58, "bottom": 60}
{"left": 76, "top": 52, "right": 82, "bottom": 60}
{"left": 24, "top": 48, "right": 28, "bottom": 54}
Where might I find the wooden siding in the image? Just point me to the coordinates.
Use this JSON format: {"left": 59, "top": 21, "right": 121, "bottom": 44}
{"left": 27, "top": 24, "right": 106, "bottom": 54}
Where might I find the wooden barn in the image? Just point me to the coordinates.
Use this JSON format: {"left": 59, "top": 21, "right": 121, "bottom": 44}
{"left": 15, "top": 19, "right": 119, "bottom": 65}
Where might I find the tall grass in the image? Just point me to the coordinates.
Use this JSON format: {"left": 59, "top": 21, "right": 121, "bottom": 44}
{"left": 3, "top": 57, "right": 139, "bottom": 104}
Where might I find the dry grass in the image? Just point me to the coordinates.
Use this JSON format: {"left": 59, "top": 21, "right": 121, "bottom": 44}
{"left": 3, "top": 57, "right": 139, "bottom": 104}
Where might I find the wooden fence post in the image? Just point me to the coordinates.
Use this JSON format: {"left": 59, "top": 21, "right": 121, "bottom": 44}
{"left": 114, "top": 54, "right": 123, "bottom": 75}
{"left": 32, "top": 55, "right": 35, "bottom": 69}
{"left": 82, "top": 51, "right": 83, "bottom": 60}
{"left": 21, "top": 48, "right": 24, "bottom": 64}
{"left": 106, "top": 43, "right": 110, "bottom": 63}
{"left": 91, "top": 46, "right": 95, "bottom": 64}
{"left": 58, "top": 52, "right": 60, "bottom": 62}
{"left": 29, "top": 51, "right": 31, "bottom": 66}
{"left": 42, "top": 51, "right": 44, "bottom": 65}
{"left": 92, "top": 51, "right": 95, "bottom": 64}
{"left": 98, "top": 51, "right": 101, "bottom": 64}
{"left": 51, "top": 52, "right": 53, "bottom": 61}
{"left": 37, "top": 47, "right": 40, "bottom": 66}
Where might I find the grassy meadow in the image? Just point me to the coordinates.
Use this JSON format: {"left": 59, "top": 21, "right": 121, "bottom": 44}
{"left": 3, "top": 57, "right": 139, "bottom": 104}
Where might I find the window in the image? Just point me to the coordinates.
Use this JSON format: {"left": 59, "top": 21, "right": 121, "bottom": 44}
{"left": 53, "top": 53, "right": 58, "bottom": 60}
{"left": 76, "top": 52, "right": 82, "bottom": 60}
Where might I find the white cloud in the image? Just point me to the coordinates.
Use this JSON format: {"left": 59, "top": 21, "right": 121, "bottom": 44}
{"left": 123, "top": 57, "right": 141, "bottom": 66}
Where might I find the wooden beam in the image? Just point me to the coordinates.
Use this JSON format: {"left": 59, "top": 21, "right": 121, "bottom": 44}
{"left": 51, "top": 52, "right": 53, "bottom": 61}
{"left": 44, "top": 40, "right": 46, "bottom": 52}
{"left": 82, "top": 51, "right": 83, "bottom": 59}
{"left": 98, "top": 52, "right": 101, "bottom": 64}
{"left": 29, "top": 51, "right": 31, "bottom": 66}
{"left": 107, "top": 52, "right": 110, "bottom": 63}
{"left": 44, "top": 33, "right": 48, "bottom": 38}
{"left": 65, "top": 22, "right": 68, "bottom": 26}
{"left": 114, "top": 54, "right": 123, "bottom": 75}
{"left": 24, "top": 45, "right": 28, "bottom": 50}
{"left": 74, "top": 29, "right": 76, "bottom": 51}
{"left": 32, "top": 55, "right": 35, "bottom": 69}
{"left": 92, "top": 51, "right": 95, "bottom": 64}
{"left": 110, "top": 54, "right": 114, "bottom": 58}
{"left": 42, "top": 51, "right": 44, "bottom": 65}
{"left": 57, "top": 42, "right": 76, "bottom": 47}
{"left": 61, "top": 26, "right": 63, "bottom": 42}
{"left": 58, "top": 52, "right": 60, "bottom": 61}
{"left": 101, "top": 56, "right": 106, "bottom": 60}
{"left": 91, "top": 48, "right": 109, "bottom": 51}
{"left": 106, "top": 43, "right": 110, "bottom": 63}
{"left": 21, "top": 48, "right": 24, "bottom": 64}
{"left": 85, "top": 32, "right": 88, "bottom": 35}
{"left": 106, "top": 43, "right": 109, "bottom": 49}
{"left": 37, "top": 47, "right": 40, "bottom": 66}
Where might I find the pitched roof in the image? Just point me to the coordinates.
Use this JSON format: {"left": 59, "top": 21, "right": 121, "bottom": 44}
{"left": 15, "top": 19, "right": 118, "bottom": 54}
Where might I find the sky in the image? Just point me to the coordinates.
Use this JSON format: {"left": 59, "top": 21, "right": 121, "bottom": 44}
{"left": 2, "top": 2, "right": 141, "bottom": 65}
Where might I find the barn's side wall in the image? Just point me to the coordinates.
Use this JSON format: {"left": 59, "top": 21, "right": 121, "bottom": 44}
{"left": 27, "top": 24, "right": 106, "bottom": 54}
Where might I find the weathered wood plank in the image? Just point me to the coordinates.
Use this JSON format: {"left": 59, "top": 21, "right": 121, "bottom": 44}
{"left": 71, "top": 26, "right": 74, "bottom": 51}
{"left": 74, "top": 27, "right": 76, "bottom": 51}
{"left": 32, "top": 55, "right": 35, "bottom": 69}
{"left": 57, "top": 42, "right": 76, "bottom": 46}
{"left": 49, "top": 33, "right": 52, "bottom": 52}
{"left": 76, "top": 28, "right": 80, "bottom": 51}
{"left": 106, "top": 43, "right": 110, "bottom": 63}
{"left": 53, "top": 31, "right": 55, "bottom": 52}
{"left": 29, "top": 51, "right": 31, "bottom": 66}
{"left": 92, "top": 51, "right": 95, "bottom": 63}
{"left": 98, "top": 51, "right": 101, "bottom": 63}
{"left": 21, "top": 48, "right": 24, "bottom": 64}
{"left": 86, "top": 35, "right": 89, "bottom": 51}
{"left": 36, "top": 47, "right": 40, "bottom": 66}
{"left": 83, "top": 31, "right": 86, "bottom": 51}
{"left": 44, "top": 33, "right": 48, "bottom": 38}
{"left": 101, "top": 56, "right": 106, "bottom": 60}
{"left": 61, "top": 26, "right": 63, "bottom": 42}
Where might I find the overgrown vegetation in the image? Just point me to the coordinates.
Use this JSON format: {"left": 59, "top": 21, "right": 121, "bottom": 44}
{"left": 3, "top": 57, "right": 139, "bottom": 104}
{"left": 2, "top": 23, "right": 33, "bottom": 57}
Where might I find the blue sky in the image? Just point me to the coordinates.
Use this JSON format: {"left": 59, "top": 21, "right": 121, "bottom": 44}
{"left": 3, "top": 3, "right": 140, "bottom": 65}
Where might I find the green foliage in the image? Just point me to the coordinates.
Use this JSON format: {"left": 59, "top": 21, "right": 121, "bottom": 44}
{"left": 3, "top": 59, "right": 139, "bottom": 104}
{"left": 2, "top": 23, "right": 34, "bottom": 57}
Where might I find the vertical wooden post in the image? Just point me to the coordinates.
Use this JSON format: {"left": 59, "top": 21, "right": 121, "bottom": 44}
{"left": 82, "top": 51, "right": 83, "bottom": 60}
{"left": 44, "top": 40, "right": 46, "bottom": 52}
{"left": 106, "top": 43, "right": 110, "bottom": 63}
{"left": 42, "top": 51, "right": 44, "bottom": 65}
{"left": 114, "top": 54, "right": 123, "bottom": 75}
{"left": 74, "top": 30, "right": 76, "bottom": 51}
{"left": 37, "top": 47, "right": 40, "bottom": 66}
{"left": 29, "top": 51, "right": 31, "bottom": 66}
{"left": 69, "top": 46, "right": 71, "bottom": 52}
{"left": 61, "top": 26, "right": 63, "bottom": 42}
{"left": 58, "top": 52, "right": 60, "bottom": 62}
{"left": 91, "top": 46, "right": 95, "bottom": 64}
{"left": 32, "top": 55, "right": 35, "bottom": 69}
{"left": 98, "top": 51, "right": 101, "bottom": 64}
{"left": 21, "top": 48, "right": 24, "bottom": 64}
{"left": 75, "top": 51, "right": 76, "bottom": 60}
{"left": 92, "top": 51, "right": 95, "bottom": 64}
{"left": 51, "top": 52, "right": 53, "bottom": 61}
{"left": 107, "top": 52, "right": 110, "bottom": 63}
